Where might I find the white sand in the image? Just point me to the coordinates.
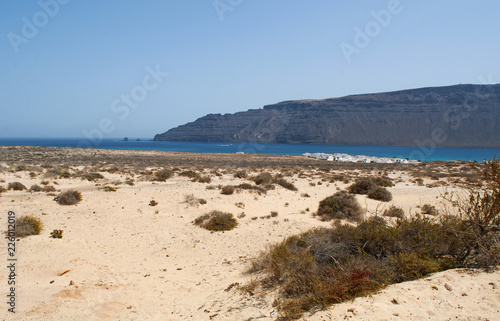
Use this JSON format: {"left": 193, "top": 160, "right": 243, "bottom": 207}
{"left": 1, "top": 168, "right": 498, "bottom": 320}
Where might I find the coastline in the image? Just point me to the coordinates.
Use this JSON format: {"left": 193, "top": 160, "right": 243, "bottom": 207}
{"left": 0, "top": 146, "right": 498, "bottom": 320}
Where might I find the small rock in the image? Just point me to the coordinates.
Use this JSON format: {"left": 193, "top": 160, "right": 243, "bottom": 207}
{"left": 69, "top": 280, "right": 75, "bottom": 285}
{"left": 431, "top": 286, "right": 438, "bottom": 291}
{"left": 391, "top": 299, "right": 399, "bottom": 305}
{"left": 444, "top": 283, "right": 452, "bottom": 291}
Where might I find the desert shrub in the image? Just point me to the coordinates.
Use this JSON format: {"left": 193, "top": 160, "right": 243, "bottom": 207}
{"left": 246, "top": 215, "right": 470, "bottom": 320}
{"left": 41, "top": 181, "right": 50, "bottom": 185}
{"left": 373, "top": 177, "right": 394, "bottom": 187}
{"left": 15, "top": 215, "right": 44, "bottom": 238}
{"left": 125, "top": 178, "right": 135, "bottom": 186}
{"left": 149, "top": 200, "right": 158, "bottom": 206}
{"left": 179, "top": 170, "right": 199, "bottom": 179}
{"left": 316, "top": 191, "right": 364, "bottom": 222}
{"left": 153, "top": 168, "right": 173, "bottom": 181}
{"left": 273, "top": 178, "right": 298, "bottom": 191}
{"left": 348, "top": 179, "right": 376, "bottom": 194}
{"left": 383, "top": 206, "right": 405, "bottom": 219}
{"left": 271, "top": 211, "right": 279, "bottom": 217}
{"left": 367, "top": 187, "right": 393, "bottom": 202}
{"left": 234, "top": 170, "right": 248, "bottom": 179}
{"left": 29, "top": 184, "right": 43, "bottom": 192}
{"left": 421, "top": 204, "right": 438, "bottom": 215}
{"left": 8, "top": 182, "right": 27, "bottom": 191}
{"left": 83, "top": 172, "right": 104, "bottom": 181}
{"left": 237, "top": 183, "right": 267, "bottom": 194}
{"left": 442, "top": 158, "right": 500, "bottom": 268}
{"left": 251, "top": 172, "right": 273, "bottom": 185}
{"left": 55, "top": 190, "right": 82, "bottom": 205}
{"left": 103, "top": 186, "right": 117, "bottom": 192}
{"left": 221, "top": 185, "right": 236, "bottom": 195}
{"left": 58, "top": 171, "right": 71, "bottom": 179}
{"left": 196, "top": 175, "right": 212, "bottom": 183}
{"left": 42, "top": 185, "right": 56, "bottom": 192}
{"left": 0, "top": 186, "right": 6, "bottom": 193}
{"left": 184, "top": 194, "right": 207, "bottom": 206}
{"left": 194, "top": 210, "right": 238, "bottom": 231}
{"left": 50, "top": 229, "right": 63, "bottom": 239}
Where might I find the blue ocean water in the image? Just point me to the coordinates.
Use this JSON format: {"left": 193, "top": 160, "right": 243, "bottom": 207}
{"left": 0, "top": 138, "right": 498, "bottom": 162}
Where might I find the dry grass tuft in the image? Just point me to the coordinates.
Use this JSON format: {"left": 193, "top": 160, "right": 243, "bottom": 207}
{"left": 55, "top": 190, "right": 82, "bottom": 205}
{"left": 194, "top": 210, "right": 238, "bottom": 231}
{"left": 15, "top": 215, "right": 44, "bottom": 238}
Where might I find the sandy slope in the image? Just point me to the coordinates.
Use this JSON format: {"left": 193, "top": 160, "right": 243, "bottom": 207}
{"left": 0, "top": 164, "right": 499, "bottom": 321}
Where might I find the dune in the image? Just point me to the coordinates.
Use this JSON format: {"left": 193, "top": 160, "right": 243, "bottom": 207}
{"left": 0, "top": 147, "right": 498, "bottom": 320}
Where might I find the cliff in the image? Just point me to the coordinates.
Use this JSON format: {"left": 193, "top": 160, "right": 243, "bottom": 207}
{"left": 154, "top": 84, "right": 500, "bottom": 147}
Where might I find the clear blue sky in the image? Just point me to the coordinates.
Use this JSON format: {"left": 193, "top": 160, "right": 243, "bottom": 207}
{"left": 1, "top": 0, "right": 499, "bottom": 139}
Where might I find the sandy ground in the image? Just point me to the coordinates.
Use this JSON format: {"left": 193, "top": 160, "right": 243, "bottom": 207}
{"left": 0, "top": 148, "right": 498, "bottom": 320}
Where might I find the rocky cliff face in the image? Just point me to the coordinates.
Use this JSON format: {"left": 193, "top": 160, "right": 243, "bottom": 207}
{"left": 154, "top": 84, "right": 500, "bottom": 147}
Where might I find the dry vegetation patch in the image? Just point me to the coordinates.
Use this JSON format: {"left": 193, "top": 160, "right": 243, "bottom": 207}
{"left": 194, "top": 211, "right": 238, "bottom": 231}
{"left": 55, "top": 190, "right": 82, "bottom": 205}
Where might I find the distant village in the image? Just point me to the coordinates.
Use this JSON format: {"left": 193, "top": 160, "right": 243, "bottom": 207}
{"left": 303, "top": 153, "right": 420, "bottom": 164}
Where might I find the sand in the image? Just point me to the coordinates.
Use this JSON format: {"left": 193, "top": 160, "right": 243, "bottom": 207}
{"left": 0, "top": 147, "right": 498, "bottom": 320}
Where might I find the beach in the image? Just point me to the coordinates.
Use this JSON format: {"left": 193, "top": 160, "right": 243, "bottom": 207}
{"left": 1, "top": 146, "right": 499, "bottom": 320}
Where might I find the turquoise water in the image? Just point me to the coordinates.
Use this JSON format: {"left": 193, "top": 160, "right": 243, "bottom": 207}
{"left": 0, "top": 138, "right": 498, "bottom": 162}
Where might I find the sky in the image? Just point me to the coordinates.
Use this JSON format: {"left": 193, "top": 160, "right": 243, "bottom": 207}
{"left": 1, "top": 0, "right": 499, "bottom": 139}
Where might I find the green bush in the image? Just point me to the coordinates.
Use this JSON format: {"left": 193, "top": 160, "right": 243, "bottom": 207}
{"left": 367, "top": 186, "right": 393, "bottom": 202}
{"left": 55, "top": 190, "right": 82, "bottom": 205}
{"left": 194, "top": 210, "right": 238, "bottom": 231}
{"left": 316, "top": 191, "right": 364, "bottom": 222}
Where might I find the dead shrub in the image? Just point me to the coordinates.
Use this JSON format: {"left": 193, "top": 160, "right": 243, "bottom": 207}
{"left": 367, "top": 187, "right": 393, "bottom": 202}
{"left": 55, "top": 190, "right": 82, "bottom": 205}
{"left": 14, "top": 215, "right": 44, "bottom": 238}
{"left": 8, "top": 182, "right": 27, "bottom": 191}
{"left": 421, "top": 204, "right": 438, "bottom": 216}
{"left": 251, "top": 172, "right": 273, "bottom": 185}
{"left": 221, "top": 185, "right": 236, "bottom": 195}
{"left": 273, "top": 178, "right": 298, "bottom": 191}
{"left": 194, "top": 210, "right": 238, "bottom": 231}
{"left": 383, "top": 206, "right": 405, "bottom": 219}
{"left": 348, "top": 179, "right": 376, "bottom": 194}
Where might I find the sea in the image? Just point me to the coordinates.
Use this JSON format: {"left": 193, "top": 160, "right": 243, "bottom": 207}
{"left": 0, "top": 138, "right": 498, "bottom": 162}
